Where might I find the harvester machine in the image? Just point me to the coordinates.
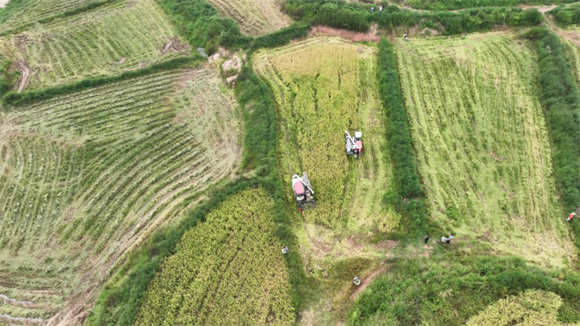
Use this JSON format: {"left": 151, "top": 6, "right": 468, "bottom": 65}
{"left": 292, "top": 172, "right": 315, "bottom": 212}
{"left": 345, "top": 131, "right": 363, "bottom": 158}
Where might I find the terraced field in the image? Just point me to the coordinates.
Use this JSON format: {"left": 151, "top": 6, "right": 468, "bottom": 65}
{"left": 0, "top": 0, "right": 188, "bottom": 91}
{"left": 0, "top": 67, "right": 240, "bottom": 323}
{"left": 136, "top": 188, "right": 294, "bottom": 326}
{"left": 396, "top": 34, "right": 574, "bottom": 267}
{"left": 254, "top": 37, "right": 395, "bottom": 231}
{"left": 0, "top": 0, "right": 95, "bottom": 33}
{"left": 207, "top": 0, "right": 291, "bottom": 36}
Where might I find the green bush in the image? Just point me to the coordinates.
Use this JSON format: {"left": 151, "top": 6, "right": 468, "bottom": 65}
{"left": 549, "top": 4, "right": 580, "bottom": 27}
{"left": 156, "top": 0, "right": 252, "bottom": 50}
{"left": 250, "top": 23, "right": 311, "bottom": 51}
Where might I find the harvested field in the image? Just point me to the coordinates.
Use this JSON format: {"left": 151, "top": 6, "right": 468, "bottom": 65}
{"left": 206, "top": 0, "right": 291, "bottom": 36}
{"left": 0, "top": 0, "right": 94, "bottom": 33}
{"left": 396, "top": 34, "right": 575, "bottom": 267}
{"left": 0, "top": 67, "right": 240, "bottom": 322}
{"left": 0, "top": 0, "right": 189, "bottom": 90}
{"left": 254, "top": 37, "right": 395, "bottom": 230}
{"left": 136, "top": 188, "right": 294, "bottom": 326}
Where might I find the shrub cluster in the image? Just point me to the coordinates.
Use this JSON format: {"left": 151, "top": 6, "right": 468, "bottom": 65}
{"left": 549, "top": 4, "right": 580, "bottom": 27}
{"left": 521, "top": 27, "right": 580, "bottom": 254}
{"left": 377, "top": 38, "right": 429, "bottom": 235}
{"left": 0, "top": 56, "right": 201, "bottom": 108}
{"left": 156, "top": 0, "right": 252, "bottom": 55}
{"left": 250, "top": 23, "right": 311, "bottom": 52}
{"left": 282, "top": 0, "right": 543, "bottom": 35}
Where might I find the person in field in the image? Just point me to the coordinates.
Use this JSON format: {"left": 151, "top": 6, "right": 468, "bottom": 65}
{"left": 370, "top": 7, "right": 375, "bottom": 13}
{"left": 567, "top": 212, "right": 576, "bottom": 222}
{"left": 424, "top": 234, "right": 430, "bottom": 244}
{"left": 441, "top": 235, "right": 454, "bottom": 244}
{"left": 379, "top": 6, "right": 383, "bottom": 11}
{"left": 353, "top": 275, "right": 361, "bottom": 286}
{"left": 282, "top": 246, "right": 289, "bottom": 254}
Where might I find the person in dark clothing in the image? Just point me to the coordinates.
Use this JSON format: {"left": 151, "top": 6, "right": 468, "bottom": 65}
{"left": 424, "top": 234, "right": 430, "bottom": 244}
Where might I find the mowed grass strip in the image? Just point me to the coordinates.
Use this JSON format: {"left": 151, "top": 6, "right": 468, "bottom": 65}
{"left": 396, "top": 34, "right": 574, "bottom": 267}
{"left": 0, "top": 67, "right": 240, "bottom": 319}
{"left": 0, "top": 0, "right": 189, "bottom": 90}
{"left": 207, "top": 0, "right": 291, "bottom": 36}
{"left": 135, "top": 188, "right": 295, "bottom": 326}
{"left": 254, "top": 37, "right": 395, "bottom": 229}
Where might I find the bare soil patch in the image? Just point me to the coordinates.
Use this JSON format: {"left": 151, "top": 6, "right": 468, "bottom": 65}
{"left": 16, "top": 60, "right": 31, "bottom": 92}
{"left": 122, "top": 63, "right": 144, "bottom": 71}
{"left": 309, "top": 26, "right": 380, "bottom": 42}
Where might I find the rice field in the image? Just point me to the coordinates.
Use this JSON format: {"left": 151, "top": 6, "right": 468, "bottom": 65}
{"left": 136, "top": 188, "right": 294, "bottom": 326}
{"left": 0, "top": 0, "right": 189, "bottom": 91}
{"left": 206, "top": 0, "right": 291, "bottom": 36}
{"left": 0, "top": 67, "right": 240, "bottom": 321}
{"left": 254, "top": 37, "right": 396, "bottom": 231}
{"left": 396, "top": 34, "right": 574, "bottom": 267}
{"left": 0, "top": 0, "right": 95, "bottom": 33}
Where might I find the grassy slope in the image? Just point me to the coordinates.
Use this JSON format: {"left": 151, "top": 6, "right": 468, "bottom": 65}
{"left": 206, "top": 0, "right": 291, "bottom": 36}
{"left": 254, "top": 37, "right": 397, "bottom": 325}
{"left": 348, "top": 244, "right": 580, "bottom": 326}
{"left": 135, "top": 188, "right": 294, "bottom": 325}
{"left": 396, "top": 33, "right": 574, "bottom": 268}
{"left": 0, "top": 0, "right": 188, "bottom": 90}
{"left": 0, "top": 67, "right": 240, "bottom": 321}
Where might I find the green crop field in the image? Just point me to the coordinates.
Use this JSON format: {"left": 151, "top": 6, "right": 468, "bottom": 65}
{"left": 0, "top": 67, "right": 240, "bottom": 322}
{"left": 396, "top": 33, "right": 574, "bottom": 267}
{"left": 206, "top": 0, "right": 291, "bottom": 36}
{"left": 0, "top": 0, "right": 188, "bottom": 91}
{"left": 254, "top": 37, "right": 396, "bottom": 231}
{"left": 135, "top": 187, "right": 294, "bottom": 325}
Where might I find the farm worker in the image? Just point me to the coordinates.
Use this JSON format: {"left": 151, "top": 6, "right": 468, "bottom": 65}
{"left": 424, "top": 234, "right": 430, "bottom": 244}
{"left": 379, "top": 5, "right": 383, "bottom": 11}
{"left": 370, "top": 7, "right": 375, "bottom": 13}
{"left": 441, "top": 235, "right": 453, "bottom": 244}
{"left": 353, "top": 275, "right": 361, "bottom": 286}
{"left": 404, "top": 5, "right": 408, "bottom": 10}
{"left": 282, "top": 246, "right": 289, "bottom": 254}
{"left": 567, "top": 212, "right": 576, "bottom": 222}
{"left": 403, "top": 34, "right": 409, "bottom": 41}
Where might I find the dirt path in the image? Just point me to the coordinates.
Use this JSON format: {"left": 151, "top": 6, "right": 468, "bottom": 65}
{"left": 17, "top": 61, "right": 31, "bottom": 92}
{"left": 350, "top": 265, "right": 387, "bottom": 300}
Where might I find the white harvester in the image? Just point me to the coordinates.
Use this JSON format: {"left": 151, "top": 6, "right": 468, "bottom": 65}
{"left": 345, "top": 131, "right": 363, "bottom": 159}
{"left": 292, "top": 172, "right": 315, "bottom": 212}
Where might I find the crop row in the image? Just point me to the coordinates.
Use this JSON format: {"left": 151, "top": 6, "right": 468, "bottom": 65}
{"left": 135, "top": 188, "right": 294, "bottom": 326}
{"left": 0, "top": 68, "right": 240, "bottom": 317}
{"left": 396, "top": 34, "right": 573, "bottom": 266}
{"left": 0, "top": 0, "right": 188, "bottom": 90}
